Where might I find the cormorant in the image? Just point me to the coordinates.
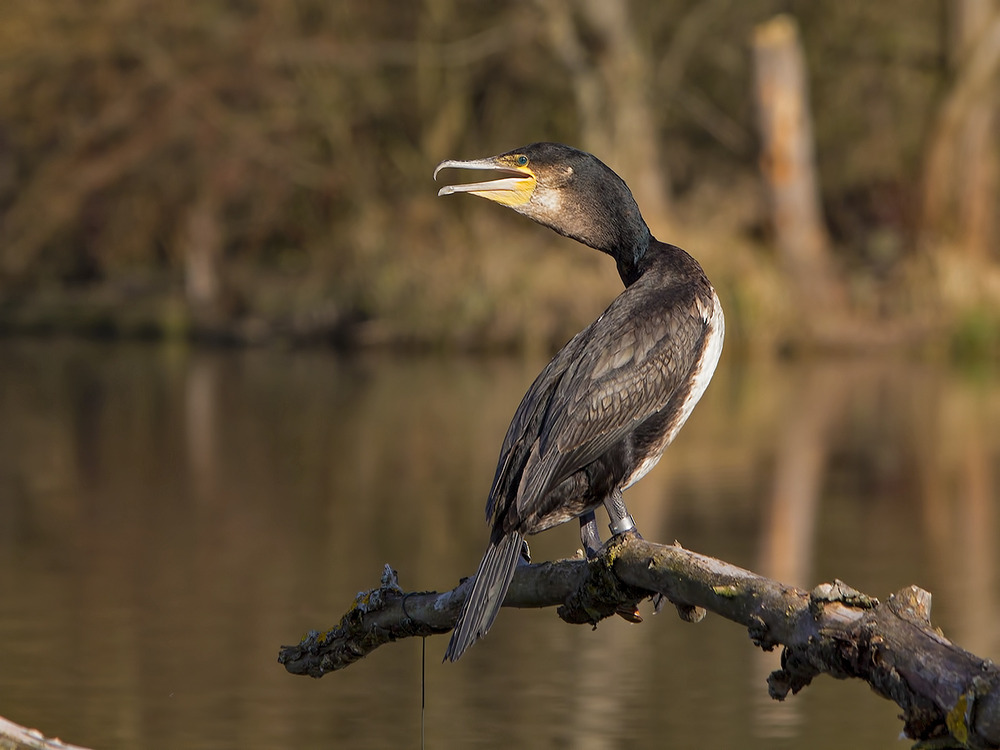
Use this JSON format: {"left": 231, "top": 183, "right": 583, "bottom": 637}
{"left": 434, "top": 143, "right": 724, "bottom": 662}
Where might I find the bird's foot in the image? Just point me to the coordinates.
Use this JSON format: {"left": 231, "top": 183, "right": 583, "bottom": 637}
{"left": 579, "top": 514, "right": 603, "bottom": 560}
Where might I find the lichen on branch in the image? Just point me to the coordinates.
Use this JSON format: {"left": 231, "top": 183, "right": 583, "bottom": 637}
{"left": 279, "top": 536, "right": 1000, "bottom": 749}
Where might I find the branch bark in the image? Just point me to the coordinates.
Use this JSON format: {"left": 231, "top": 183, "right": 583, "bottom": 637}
{"left": 0, "top": 715, "right": 94, "bottom": 750}
{"left": 279, "top": 535, "right": 1000, "bottom": 749}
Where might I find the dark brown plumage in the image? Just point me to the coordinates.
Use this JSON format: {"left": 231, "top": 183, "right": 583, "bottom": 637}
{"left": 434, "top": 143, "right": 724, "bottom": 662}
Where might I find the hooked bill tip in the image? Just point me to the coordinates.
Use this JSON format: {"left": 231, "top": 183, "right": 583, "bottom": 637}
{"left": 433, "top": 159, "right": 466, "bottom": 181}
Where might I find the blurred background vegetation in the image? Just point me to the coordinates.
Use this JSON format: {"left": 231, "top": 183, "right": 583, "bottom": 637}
{"left": 1, "top": 0, "right": 998, "bottom": 355}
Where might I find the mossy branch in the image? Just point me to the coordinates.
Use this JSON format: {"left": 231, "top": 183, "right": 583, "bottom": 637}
{"left": 278, "top": 534, "right": 1000, "bottom": 749}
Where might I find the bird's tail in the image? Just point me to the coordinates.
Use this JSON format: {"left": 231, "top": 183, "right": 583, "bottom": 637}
{"left": 444, "top": 531, "right": 524, "bottom": 662}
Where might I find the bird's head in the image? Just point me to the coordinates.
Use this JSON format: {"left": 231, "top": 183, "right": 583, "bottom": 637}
{"left": 434, "top": 142, "right": 650, "bottom": 263}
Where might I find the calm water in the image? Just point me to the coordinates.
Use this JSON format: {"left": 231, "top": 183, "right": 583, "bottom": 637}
{"left": 1, "top": 339, "right": 998, "bottom": 749}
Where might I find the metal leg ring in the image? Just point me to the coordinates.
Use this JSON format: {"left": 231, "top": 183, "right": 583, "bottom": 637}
{"left": 608, "top": 513, "right": 636, "bottom": 536}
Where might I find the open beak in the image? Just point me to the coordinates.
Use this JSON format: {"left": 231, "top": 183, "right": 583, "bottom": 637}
{"left": 433, "top": 157, "right": 536, "bottom": 207}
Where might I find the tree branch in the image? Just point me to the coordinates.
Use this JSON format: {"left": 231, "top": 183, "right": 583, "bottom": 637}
{"left": 0, "top": 715, "right": 94, "bottom": 750}
{"left": 279, "top": 535, "right": 1000, "bottom": 749}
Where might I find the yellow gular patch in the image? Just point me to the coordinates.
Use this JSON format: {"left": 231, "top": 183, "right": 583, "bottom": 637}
{"left": 472, "top": 175, "right": 536, "bottom": 207}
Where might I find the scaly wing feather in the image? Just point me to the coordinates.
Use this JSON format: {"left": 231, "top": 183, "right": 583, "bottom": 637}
{"left": 487, "top": 280, "right": 711, "bottom": 529}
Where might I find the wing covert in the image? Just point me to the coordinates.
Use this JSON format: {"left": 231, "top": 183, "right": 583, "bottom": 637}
{"left": 518, "top": 295, "right": 709, "bottom": 510}
{"left": 486, "top": 281, "right": 714, "bottom": 526}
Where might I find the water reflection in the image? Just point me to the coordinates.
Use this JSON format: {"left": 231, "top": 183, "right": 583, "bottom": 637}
{"left": 0, "top": 340, "right": 997, "bottom": 749}
{"left": 752, "top": 365, "right": 845, "bottom": 738}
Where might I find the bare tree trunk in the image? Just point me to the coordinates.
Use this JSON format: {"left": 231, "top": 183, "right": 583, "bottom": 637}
{"left": 178, "top": 148, "right": 236, "bottom": 332}
{"left": 181, "top": 191, "right": 223, "bottom": 317}
{"left": 539, "top": 0, "right": 671, "bottom": 227}
{"left": 752, "top": 15, "right": 841, "bottom": 313}
{"left": 921, "top": 0, "right": 1000, "bottom": 257}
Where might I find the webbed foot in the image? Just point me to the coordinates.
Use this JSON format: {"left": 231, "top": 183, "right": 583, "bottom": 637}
{"left": 579, "top": 512, "right": 603, "bottom": 559}
{"left": 518, "top": 538, "right": 531, "bottom": 565}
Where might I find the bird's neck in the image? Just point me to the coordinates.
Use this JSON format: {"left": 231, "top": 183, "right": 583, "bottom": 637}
{"left": 588, "top": 189, "right": 651, "bottom": 287}
{"left": 547, "top": 216, "right": 650, "bottom": 286}
{"left": 606, "top": 220, "right": 652, "bottom": 287}
{"left": 613, "top": 238, "right": 649, "bottom": 287}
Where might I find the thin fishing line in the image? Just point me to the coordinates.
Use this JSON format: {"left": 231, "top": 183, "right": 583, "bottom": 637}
{"left": 421, "top": 636, "right": 426, "bottom": 750}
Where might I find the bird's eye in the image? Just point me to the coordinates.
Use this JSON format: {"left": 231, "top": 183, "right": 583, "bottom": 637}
{"left": 516, "top": 155, "right": 529, "bottom": 166}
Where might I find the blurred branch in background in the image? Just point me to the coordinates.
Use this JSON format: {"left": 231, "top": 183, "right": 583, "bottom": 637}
{"left": 0, "top": 2, "right": 997, "bottom": 353}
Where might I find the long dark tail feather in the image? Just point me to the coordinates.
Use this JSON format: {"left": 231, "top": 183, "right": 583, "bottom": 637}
{"left": 444, "top": 531, "right": 524, "bottom": 662}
